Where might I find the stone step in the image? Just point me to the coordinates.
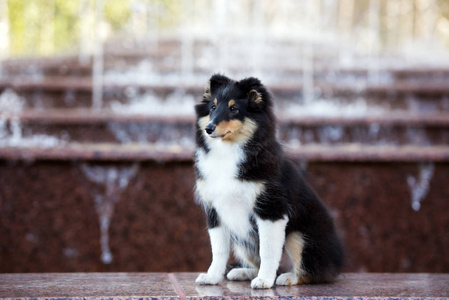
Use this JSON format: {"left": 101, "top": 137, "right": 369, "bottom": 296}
{"left": 2, "top": 110, "right": 448, "bottom": 146}
{"left": 0, "top": 273, "right": 448, "bottom": 299}
{"left": 280, "top": 113, "right": 449, "bottom": 146}
{"left": 1, "top": 142, "right": 449, "bottom": 162}
{"left": 4, "top": 76, "right": 448, "bottom": 93}
{"left": 5, "top": 56, "right": 449, "bottom": 89}
{"left": 1, "top": 78, "right": 448, "bottom": 112}
{"left": 2, "top": 52, "right": 449, "bottom": 83}
{"left": 4, "top": 54, "right": 449, "bottom": 84}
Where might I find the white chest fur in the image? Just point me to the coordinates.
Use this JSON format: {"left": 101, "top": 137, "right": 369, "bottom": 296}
{"left": 195, "top": 140, "right": 264, "bottom": 240}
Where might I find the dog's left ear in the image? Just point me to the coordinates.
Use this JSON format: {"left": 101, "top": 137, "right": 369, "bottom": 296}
{"left": 239, "top": 77, "right": 262, "bottom": 89}
{"left": 239, "top": 77, "right": 263, "bottom": 104}
{"left": 247, "top": 89, "right": 263, "bottom": 104}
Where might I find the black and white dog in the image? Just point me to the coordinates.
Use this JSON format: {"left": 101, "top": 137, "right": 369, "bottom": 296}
{"left": 194, "top": 74, "right": 344, "bottom": 289}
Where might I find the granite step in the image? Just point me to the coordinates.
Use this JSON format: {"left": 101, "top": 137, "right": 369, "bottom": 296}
{"left": 0, "top": 273, "right": 448, "bottom": 299}
{"left": 1, "top": 78, "right": 448, "bottom": 112}
{"left": 3, "top": 73, "right": 448, "bottom": 95}
{"left": 5, "top": 54, "right": 449, "bottom": 87}
{"left": 1, "top": 142, "right": 449, "bottom": 162}
{"left": 3, "top": 42, "right": 449, "bottom": 88}
{"left": 1, "top": 109, "right": 449, "bottom": 146}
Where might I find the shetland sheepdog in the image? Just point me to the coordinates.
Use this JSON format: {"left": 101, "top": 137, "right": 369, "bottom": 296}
{"left": 194, "top": 74, "right": 344, "bottom": 289}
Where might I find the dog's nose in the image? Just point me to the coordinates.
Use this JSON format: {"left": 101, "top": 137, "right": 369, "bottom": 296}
{"left": 205, "top": 123, "right": 216, "bottom": 135}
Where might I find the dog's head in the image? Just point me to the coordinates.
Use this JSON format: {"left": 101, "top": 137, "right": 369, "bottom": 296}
{"left": 195, "top": 74, "right": 273, "bottom": 144}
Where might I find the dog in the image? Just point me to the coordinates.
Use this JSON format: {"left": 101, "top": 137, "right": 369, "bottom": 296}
{"left": 194, "top": 74, "right": 344, "bottom": 289}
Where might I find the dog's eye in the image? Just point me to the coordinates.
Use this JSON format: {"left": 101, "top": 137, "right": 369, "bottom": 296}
{"left": 230, "top": 106, "right": 238, "bottom": 113}
{"left": 210, "top": 105, "right": 216, "bottom": 111}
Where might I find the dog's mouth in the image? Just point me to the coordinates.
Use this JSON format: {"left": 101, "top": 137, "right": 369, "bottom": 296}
{"left": 209, "top": 131, "right": 232, "bottom": 139}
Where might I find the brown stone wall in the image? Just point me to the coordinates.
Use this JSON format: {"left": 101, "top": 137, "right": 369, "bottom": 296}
{"left": 1, "top": 160, "right": 448, "bottom": 273}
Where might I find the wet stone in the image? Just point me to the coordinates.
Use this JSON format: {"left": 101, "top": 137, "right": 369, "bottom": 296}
{"left": 0, "top": 273, "right": 448, "bottom": 299}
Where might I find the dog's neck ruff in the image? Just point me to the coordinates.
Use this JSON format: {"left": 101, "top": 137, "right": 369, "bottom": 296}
{"left": 196, "top": 137, "right": 265, "bottom": 240}
{"left": 196, "top": 139, "right": 245, "bottom": 180}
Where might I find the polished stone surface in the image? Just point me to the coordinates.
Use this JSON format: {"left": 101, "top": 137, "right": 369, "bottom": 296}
{"left": 0, "top": 273, "right": 179, "bottom": 299}
{"left": 177, "top": 273, "right": 449, "bottom": 299}
{"left": 1, "top": 273, "right": 448, "bottom": 300}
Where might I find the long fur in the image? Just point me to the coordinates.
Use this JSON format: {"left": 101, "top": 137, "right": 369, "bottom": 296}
{"left": 194, "top": 74, "right": 344, "bottom": 289}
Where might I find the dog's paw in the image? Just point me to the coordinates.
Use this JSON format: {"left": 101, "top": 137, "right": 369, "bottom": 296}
{"left": 276, "top": 272, "right": 299, "bottom": 286}
{"left": 195, "top": 273, "right": 223, "bottom": 285}
{"left": 251, "top": 277, "right": 274, "bottom": 289}
{"left": 227, "top": 268, "right": 258, "bottom": 281}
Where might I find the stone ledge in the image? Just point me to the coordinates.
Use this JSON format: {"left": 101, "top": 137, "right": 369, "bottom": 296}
{"left": 2, "top": 144, "right": 449, "bottom": 162}
{"left": 0, "top": 273, "right": 448, "bottom": 300}
{"left": 2, "top": 77, "right": 449, "bottom": 95}
{"left": 3, "top": 109, "right": 449, "bottom": 127}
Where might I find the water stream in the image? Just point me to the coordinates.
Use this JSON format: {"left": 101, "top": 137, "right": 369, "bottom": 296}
{"left": 0, "top": 89, "right": 64, "bottom": 148}
{"left": 81, "top": 163, "right": 139, "bottom": 264}
{"left": 407, "top": 162, "right": 435, "bottom": 212}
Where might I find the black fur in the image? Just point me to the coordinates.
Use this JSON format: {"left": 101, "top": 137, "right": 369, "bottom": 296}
{"left": 205, "top": 206, "right": 220, "bottom": 228}
{"left": 195, "top": 74, "right": 344, "bottom": 284}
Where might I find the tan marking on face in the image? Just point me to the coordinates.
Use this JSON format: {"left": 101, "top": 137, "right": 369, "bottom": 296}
{"left": 215, "top": 117, "right": 257, "bottom": 143}
{"left": 228, "top": 99, "right": 235, "bottom": 107}
{"left": 214, "top": 98, "right": 218, "bottom": 106}
{"left": 215, "top": 119, "right": 243, "bottom": 142}
{"left": 236, "top": 118, "right": 258, "bottom": 143}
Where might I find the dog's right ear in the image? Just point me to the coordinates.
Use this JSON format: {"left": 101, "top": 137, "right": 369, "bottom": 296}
{"left": 210, "top": 74, "right": 231, "bottom": 92}
{"left": 202, "top": 81, "right": 212, "bottom": 103}
{"left": 203, "top": 74, "right": 231, "bottom": 103}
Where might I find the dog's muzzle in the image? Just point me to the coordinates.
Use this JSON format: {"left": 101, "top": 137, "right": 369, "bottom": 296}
{"left": 205, "top": 123, "right": 216, "bottom": 135}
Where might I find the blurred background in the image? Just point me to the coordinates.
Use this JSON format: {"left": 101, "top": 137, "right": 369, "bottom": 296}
{"left": 0, "top": 0, "right": 448, "bottom": 273}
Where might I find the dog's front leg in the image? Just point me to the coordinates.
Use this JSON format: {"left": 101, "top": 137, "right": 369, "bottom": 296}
{"left": 251, "top": 216, "right": 288, "bottom": 289}
{"left": 196, "top": 226, "right": 230, "bottom": 285}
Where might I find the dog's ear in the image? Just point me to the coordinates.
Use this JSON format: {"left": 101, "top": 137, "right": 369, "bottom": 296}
{"left": 239, "top": 77, "right": 262, "bottom": 89}
{"left": 239, "top": 77, "right": 263, "bottom": 104}
{"left": 247, "top": 89, "right": 263, "bottom": 104}
{"left": 203, "top": 74, "right": 232, "bottom": 101}
{"left": 202, "top": 81, "right": 212, "bottom": 103}
{"left": 203, "top": 74, "right": 231, "bottom": 102}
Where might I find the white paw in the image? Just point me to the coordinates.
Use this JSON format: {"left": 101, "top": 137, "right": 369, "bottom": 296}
{"left": 195, "top": 273, "right": 223, "bottom": 285}
{"left": 276, "top": 272, "right": 299, "bottom": 286}
{"left": 227, "top": 268, "right": 258, "bottom": 281}
{"left": 251, "top": 277, "right": 274, "bottom": 289}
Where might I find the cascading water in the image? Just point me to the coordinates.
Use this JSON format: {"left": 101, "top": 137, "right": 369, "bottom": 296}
{"left": 407, "top": 163, "right": 435, "bottom": 212}
{"left": 0, "top": 89, "right": 64, "bottom": 148}
{"left": 81, "top": 163, "right": 139, "bottom": 264}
